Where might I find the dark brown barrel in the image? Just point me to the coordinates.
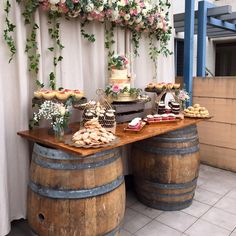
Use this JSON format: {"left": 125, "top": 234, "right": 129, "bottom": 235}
{"left": 132, "top": 125, "right": 200, "bottom": 211}
{"left": 28, "top": 144, "right": 125, "bottom": 236}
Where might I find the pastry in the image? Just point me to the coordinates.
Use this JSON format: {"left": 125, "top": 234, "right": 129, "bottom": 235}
{"left": 128, "top": 118, "right": 142, "bottom": 129}
{"left": 147, "top": 115, "right": 154, "bottom": 122}
{"left": 168, "top": 113, "right": 176, "bottom": 120}
{"left": 165, "top": 105, "right": 171, "bottom": 113}
{"left": 56, "top": 91, "right": 70, "bottom": 100}
{"left": 42, "top": 90, "right": 56, "bottom": 100}
{"left": 153, "top": 114, "right": 162, "bottom": 121}
{"left": 161, "top": 114, "right": 169, "bottom": 120}
{"left": 173, "top": 83, "right": 180, "bottom": 89}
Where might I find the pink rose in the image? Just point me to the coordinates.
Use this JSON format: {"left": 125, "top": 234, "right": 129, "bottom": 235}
{"left": 72, "top": 0, "right": 79, "bottom": 3}
{"left": 130, "top": 9, "right": 138, "bottom": 16}
{"left": 139, "top": 2, "right": 145, "bottom": 8}
{"left": 59, "top": 3, "right": 69, "bottom": 13}
{"left": 40, "top": 1, "right": 50, "bottom": 11}
{"left": 112, "top": 85, "right": 120, "bottom": 93}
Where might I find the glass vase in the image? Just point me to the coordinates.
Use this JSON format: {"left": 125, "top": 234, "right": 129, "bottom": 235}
{"left": 53, "top": 125, "right": 65, "bottom": 142}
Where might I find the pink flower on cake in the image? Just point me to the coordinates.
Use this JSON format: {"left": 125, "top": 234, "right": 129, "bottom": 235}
{"left": 112, "top": 85, "right": 121, "bottom": 93}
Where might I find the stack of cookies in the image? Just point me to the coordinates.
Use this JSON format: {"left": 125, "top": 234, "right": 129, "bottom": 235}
{"left": 72, "top": 119, "right": 116, "bottom": 146}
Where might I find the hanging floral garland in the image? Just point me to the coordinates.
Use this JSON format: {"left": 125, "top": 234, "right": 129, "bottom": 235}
{"left": 4, "top": 0, "right": 172, "bottom": 89}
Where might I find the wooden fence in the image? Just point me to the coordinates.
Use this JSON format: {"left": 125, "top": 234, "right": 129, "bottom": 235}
{"left": 176, "top": 77, "right": 236, "bottom": 172}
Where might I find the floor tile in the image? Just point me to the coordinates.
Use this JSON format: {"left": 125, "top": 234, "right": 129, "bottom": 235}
{"left": 196, "top": 176, "right": 208, "bottom": 186}
{"left": 122, "top": 212, "right": 151, "bottom": 234}
{"left": 123, "top": 208, "right": 139, "bottom": 222}
{"left": 182, "top": 200, "right": 211, "bottom": 217}
{"left": 134, "top": 220, "right": 182, "bottom": 236}
{"left": 130, "top": 201, "right": 163, "bottom": 219}
{"left": 225, "top": 188, "right": 236, "bottom": 200}
{"left": 185, "top": 219, "right": 231, "bottom": 236}
{"left": 201, "top": 207, "right": 236, "bottom": 231}
{"left": 156, "top": 211, "right": 197, "bottom": 232}
{"left": 120, "top": 229, "right": 132, "bottom": 236}
{"left": 194, "top": 187, "right": 223, "bottom": 205}
{"left": 200, "top": 180, "right": 233, "bottom": 195}
{"left": 215, "top": 197, "right": 236, "bottom": 215}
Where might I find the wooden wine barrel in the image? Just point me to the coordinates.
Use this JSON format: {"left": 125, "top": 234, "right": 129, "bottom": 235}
{"left": 28, "top": 143, "right": 125, "bottom": 236}
{"left": 132, "top": 125, "right": 200, "bottom": 211}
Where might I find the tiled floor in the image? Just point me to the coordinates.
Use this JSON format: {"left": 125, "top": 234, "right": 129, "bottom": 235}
{"left": 8, "top": 164, "right": 236, "bottom": 236}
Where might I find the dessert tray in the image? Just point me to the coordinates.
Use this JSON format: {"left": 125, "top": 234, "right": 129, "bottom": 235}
{"left": 124, "top": 122, "right": 146, "bottom": 132}
{"left": 144, "top": 118, "right": 181, "bottom": 124}
{"left": 183, "top": 103, "right": 211, "bottom": 119}
{"left": 65, "top": 136, "right": 119, "bottom": 149}
{"left": 183, "top": 113, "right": 213, "bottom": 119}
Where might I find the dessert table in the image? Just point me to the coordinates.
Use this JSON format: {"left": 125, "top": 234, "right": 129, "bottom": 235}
{"left": 17, "top": 118, "right": 202, "bottom": 156}
{"left": 17, "top": 118, "right": 204, "bottom": 236}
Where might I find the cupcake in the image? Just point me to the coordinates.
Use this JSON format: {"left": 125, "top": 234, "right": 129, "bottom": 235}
{"left": 84, "top": 112, "right": 94, "bottom": 122}
{"left": 172, "top": 108, "right": 180, "bottom": 115}
{"left": 165, "top": 105, "right": 171, "bottom": 114}
{"left": 42, "top": 90, "right": 56, "bottom": 100}
{"left": 147, "top": 83, "right": 155, "bottom": 89}
{"left": 104, "top": 112, "right": 116, "bottom": 128}
{"left": 171, "top": 102, "right": 180, "bottom": 108}
{"left": 98, "top": 114, "right": 105, "bottom": 123}
{"left": 56, "top": 91, "right": 70, "bottom": 100}
{"left": 34, "top": 90, "right": 45, "bottom": 99}
{"left": 166, "top": 83, "right": 174, "bottom": 90}
{"left": 64, "top": 89, "right": 74, "bottom": 96}
{"left": 74, "top": 90, "right": 84, "bottom": 100}
{"left": 173, "top": 83, "right": 181, "bottom": 89}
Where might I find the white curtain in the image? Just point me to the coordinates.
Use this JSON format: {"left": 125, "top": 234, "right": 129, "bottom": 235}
{"left": 0, "top": 1, "right": 174, "bottom": 235}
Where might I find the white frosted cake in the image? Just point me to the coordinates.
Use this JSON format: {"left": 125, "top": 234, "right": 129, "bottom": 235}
{"left": 109, "top": 68, "right": 131, "bottom": 90}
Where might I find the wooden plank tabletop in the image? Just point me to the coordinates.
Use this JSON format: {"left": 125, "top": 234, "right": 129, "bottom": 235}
{"left": 17, "top": 118, "right": 203, "bottom": 157}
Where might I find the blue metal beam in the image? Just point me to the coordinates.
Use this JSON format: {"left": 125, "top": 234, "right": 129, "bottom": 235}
{"left": 197, "top": 1, "right": 208, "bottom": 77}
{"left": 184, "top": 0, "right": 195, "bottom": 105}
{"left": 208, "top": 17, "right": 236, "bottom": 31}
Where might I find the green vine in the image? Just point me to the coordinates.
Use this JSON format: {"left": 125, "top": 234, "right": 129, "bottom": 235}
{"left": 20, "top": 0, "right": 41, "bottom": 88}
{"left": 48, "top": 11, "right": 64, "bottom": 90}
{"left": 105, "top": 22, "right": 115, "bottom": 70}
{"left": 3, "top": 0, "right": 16, "bottom": 63}
{"left": 81, "top": 21, "right": 96, "bottom": 43}
{"left": 131, "top": 30, "right": 141, "bottom": 57}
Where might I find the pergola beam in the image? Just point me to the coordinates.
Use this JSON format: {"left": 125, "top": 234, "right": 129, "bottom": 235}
{"left": 208, "top": 17, "right": 236, "bottom": 32}
{"left": 219, "top": 12, "right": 236, "bottom": 21}
{"left": 174, "top": 5, "right": 231, "bottom": 22}
{"left": 207, "top": 5, "right": 232, "bottom": 17}
{"left": 208, "top": 34, "right": 236, "bottom": 38}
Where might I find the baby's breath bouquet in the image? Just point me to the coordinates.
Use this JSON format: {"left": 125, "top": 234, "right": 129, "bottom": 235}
{"left": 31, "top": 100, "right": 71, "bottom": 139}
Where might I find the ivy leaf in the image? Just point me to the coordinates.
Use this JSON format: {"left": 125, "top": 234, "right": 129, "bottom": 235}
{"left": 66, "top": 0, "right": 74, "bottom": 10}
{"left": 48, "top": 47, "right": 54, "bottom": 52}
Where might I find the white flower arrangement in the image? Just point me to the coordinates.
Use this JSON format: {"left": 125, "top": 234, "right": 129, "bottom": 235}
{"left": 32, "top": 100, "right": 71, "bottom": 133}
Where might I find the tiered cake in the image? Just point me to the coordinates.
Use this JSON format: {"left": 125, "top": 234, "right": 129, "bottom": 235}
{"left": 106, "top": 55, "right": 141, "bottom": 102}
{"left": 109, "top": 68, "right": 131, "bottom": 90}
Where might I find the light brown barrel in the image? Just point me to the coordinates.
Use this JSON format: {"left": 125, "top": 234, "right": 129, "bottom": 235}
{"left": 132, "top": 125, "right": 200, "bottom": 211}
{"left": 28, "top": 143, "right": 125, "bottom": 236}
